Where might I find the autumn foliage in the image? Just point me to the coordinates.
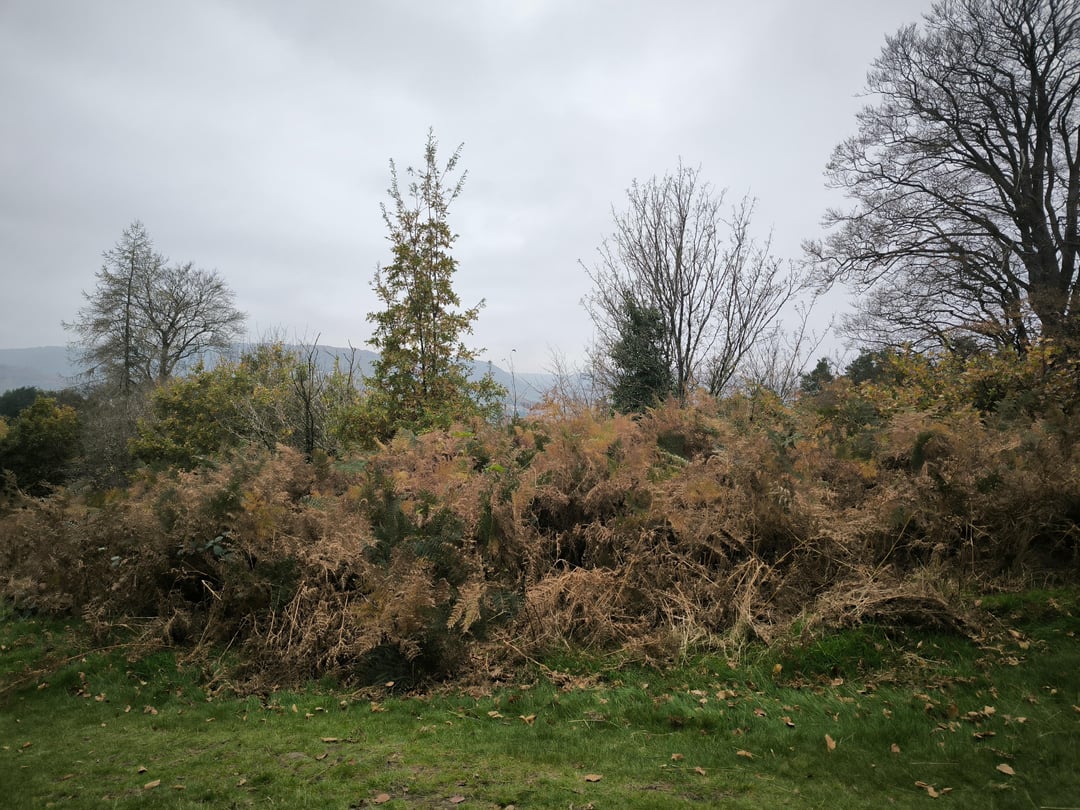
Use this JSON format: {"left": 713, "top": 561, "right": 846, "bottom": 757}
{"left": 2, "top": 346, "right": 1078, "bottom": 689}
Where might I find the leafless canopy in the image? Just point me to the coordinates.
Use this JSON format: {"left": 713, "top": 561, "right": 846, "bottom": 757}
{"left": 66, "top": 221, "right": 246, "bottom": 390}
{"left": 809, "top": 0, "right": 1080, "bottom": 352}
{"left": 585, "top": 162, "right": 802, "bottom": 400}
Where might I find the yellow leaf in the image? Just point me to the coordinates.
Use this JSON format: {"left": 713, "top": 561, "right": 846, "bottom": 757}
{"left": 825, "top": 734, "right": 837, "bottom": 752}
{"left": 487, "top": 711, "right": 503, "bottom": 719}
{"left": 772, "top": 664, "right": 783, "bottom": 675}
{"left": 736, "top": 750, "right": 754, "bottom": 759}
{"left": 291, "top": 704, "right": 298, "bottom": 713}
{"left": 519, "top": 714, "right": 536, "bottom": 726}
{"left": 996, "top": 763, "right": 1015, "bottom": 776}
{"left": 143, "top": 780, "right": 161, "bottom": 790}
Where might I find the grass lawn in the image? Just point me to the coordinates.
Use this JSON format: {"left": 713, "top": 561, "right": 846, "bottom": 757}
{"left": 2, "top": 589, "right": 1078, "bottom": 808}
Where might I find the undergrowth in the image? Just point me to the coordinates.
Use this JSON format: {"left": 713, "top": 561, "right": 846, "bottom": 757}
{"left": 2, "top": 353, "right": 1079, "bottom": 691}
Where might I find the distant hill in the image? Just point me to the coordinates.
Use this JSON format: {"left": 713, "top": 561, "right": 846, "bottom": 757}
{"left": 0, "top": 346, "right": 75, "bottom": 392}
{"left": 0, "top": 345, "right": 573, "bottom": 413}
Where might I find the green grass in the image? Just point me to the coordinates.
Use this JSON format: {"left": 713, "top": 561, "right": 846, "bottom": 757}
{"left": 2, "top": 591, "right": 1078, "bottom": 808}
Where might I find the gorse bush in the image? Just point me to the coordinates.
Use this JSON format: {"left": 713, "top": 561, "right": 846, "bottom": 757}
{"left": 0, "top": 395, "right": 81, "bottom": 495}
{"left": 1, "top": 347, "right": 1078, "bottom": 689}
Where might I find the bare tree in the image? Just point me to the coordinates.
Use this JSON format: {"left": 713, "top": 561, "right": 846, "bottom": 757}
{"left": 66, "top": 222, "right": 246, "bottom": 389}
{"left": 585, "top": 163, "right": 803, "bottom": 401}
{"left": 735, "top": 293, "right": 832, "bottom": 401}
{"left": 809, "top": 0, "right": 1080, "bottom": 351}
{"left": 136, "top": 260, "right": 246, "bottom": 383}
{"left": 65, "top": 220, "right": 159, "bottom": 393}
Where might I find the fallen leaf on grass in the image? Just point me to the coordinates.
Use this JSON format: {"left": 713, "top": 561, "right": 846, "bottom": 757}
{"left": 321, "top": 737, "right": 340, "bottom": 743}
{"left": 914, "top": 781, "right": 951, "bottom": 798}
{"left": 694, "top": 766, "right": 707, "bottom": 776}
{"left": 736, "top": 750, "right": 754, "bottom": 759}
{"left": 519, "top": 714, "right": 536, "bottom": 725}
{"left": 753, "top": 707, "right": 766, "bottom": 717}
{"left": 671, "top": 753, "right": 685, "bottom": 762}
{"left": 781, "top": 716, "right": 795, "bottom": 727}
{"left": 449, "top": 796, "right": 466, "bottom": 804}
{"left": 890, "top": 743, "right": 901, "bottom": 754}
{"left": 370, "top": 702, "right": 386, "bottom": 713}
{"left": 143, "top": 780, "right": 161, "bottom": 790}
{"left": 137, "top": 766, "right": 148, "bottom": 774}
{"left": 583, "top": 773, "right": 603, "bottom": 782}
{"left": 996, "top": 763, "right": 1015, "bottom": 776}
{"left": 372, "top": 793, "right": 391, "bottom": 804}
{"left": 825, "top": 734, "right": 836, "bottom": 752}
{"left": 20, "top": 742, "right": 32, "bottom": 750}
{"left": 487, "top": 711, "right": 503, "bottom": 719}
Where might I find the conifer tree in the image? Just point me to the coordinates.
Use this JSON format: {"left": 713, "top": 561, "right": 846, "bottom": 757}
{"left": 609, "top": 293, "right": 674, "bottom": 413}
{"left": 365, "top": 130, "right": 503, "bottom": 437}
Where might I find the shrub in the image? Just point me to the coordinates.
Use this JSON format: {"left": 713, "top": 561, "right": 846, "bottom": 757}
{"left": 0, "top": 396, "right": 80, "bottom": 494}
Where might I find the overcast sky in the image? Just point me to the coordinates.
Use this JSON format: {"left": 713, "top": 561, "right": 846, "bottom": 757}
{"left": 1, "top": 0, "right": 933, "bottom": 372}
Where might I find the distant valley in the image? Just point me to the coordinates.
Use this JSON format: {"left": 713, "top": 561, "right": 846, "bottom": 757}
{"left": 0, "top": 346, "right": 568, "bottom": 412}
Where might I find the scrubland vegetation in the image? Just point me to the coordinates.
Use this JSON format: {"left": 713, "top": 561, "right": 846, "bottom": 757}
{"left": 3, "top": 0, "right": 1079, "bottom": 803}
{"left": 3, "top": 346, "right": 1078, "bottom": 692}
{"left": 2, "top": 348, "right": 1080, "bottom": 806}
